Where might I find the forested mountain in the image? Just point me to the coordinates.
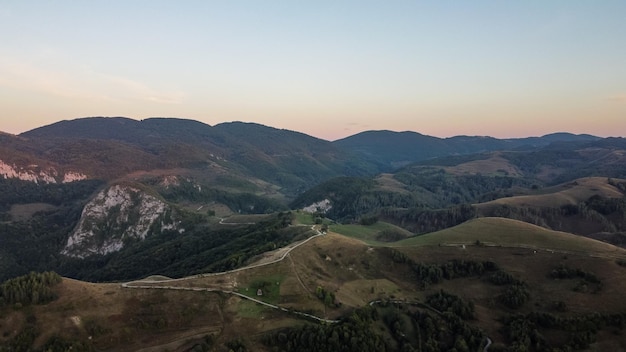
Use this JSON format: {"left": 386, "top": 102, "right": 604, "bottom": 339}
{"left": 1, "top": 116, "right": 625, "bottom": 283}
{"left": 17, "top": 117, "right": 373, "bottom": 195}
{"left": 333, "top": 129, "right": 600, "bottom": 169}
{"left": 293, "top": 144, "right": 626, "bottom": 241}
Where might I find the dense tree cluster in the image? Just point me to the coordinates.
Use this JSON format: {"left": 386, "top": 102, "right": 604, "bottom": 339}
{"left": 0, "top": 178, "right": 103, "bottom": 212}
{"left": 482, "top": 196, "right": 626, "bottom": 236}
{"left": 380, "top": 204, "right": 477, "bottom": 235}
{"left": 426, "top": 290, "right": 475, "bottom": 320}
{"left": 549, "top": 265, "right": 601, "bottom": 284}
{"left": 263, "top": 307, "right": 386, "bottom": 352}
{"left": 392, "top": 167, "right": 535, "bottom": 207}
{"left": 500, "top": 312, "right": 626, "bottom": 351}
{"left": 412, "top": 259, "right": 499, "bottom": 287}
{"left": 361, "top": 303, "right": 485, "bottom": 352}
{"left": 0, "top": 271, "right": 61, "bottom": 306}
{"left": 487, "top": 270, "right": 522, "bottom": 286}
{"left": 499, "top": 284, "right": 530, "bottom": 309}
{"left": 315, "top": 286, "right": 339, "bottom": 308}
{"left": 359, "top": 215, "right": 379, "bottom": 226}
{"left": 0, "top": 179, "right": 102, "bottom": 281}
{"left": 549, "top": 264, "right": 603, "bottom": 293}
{"left": 291, "top": 176, "right": 423, "bottom": 221}
{"left": 386, "top": 249, "right": 500, "bottom": 287}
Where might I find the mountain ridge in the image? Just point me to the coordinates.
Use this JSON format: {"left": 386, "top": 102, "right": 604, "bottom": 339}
{"left": 1, "top": 116, "right": 625, "bottom": 282}
{"left": 9, "top": 116, "right": 606, "bottom": 176}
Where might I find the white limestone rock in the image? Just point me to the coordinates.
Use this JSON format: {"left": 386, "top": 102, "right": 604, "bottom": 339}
{"left": 62, "top": 184, "right": 180, "bottom": 258}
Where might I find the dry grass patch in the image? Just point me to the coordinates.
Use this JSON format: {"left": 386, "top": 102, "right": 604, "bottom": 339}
{"left": 444, "top": 154, "right": 522, "bottom": 176}
{"left": 335, "top": 279, "right": 401, "bottom": 307}
{"left": 9, "top": 203, "right": 57, "bottom": 221}
{"left": 374, "top": 173, "right": 410, "bottom": 193}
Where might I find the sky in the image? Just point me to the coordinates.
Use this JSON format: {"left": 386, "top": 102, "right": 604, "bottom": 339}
{"left": 1, "top": 1, "right": 625, "bottom": 141}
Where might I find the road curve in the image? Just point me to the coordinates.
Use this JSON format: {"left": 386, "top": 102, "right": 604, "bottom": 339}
{"left": 484, "top": 337, "right": 492, "bottom": 352}
{"left": 123, "top": 225, "right": 323, "bottom": 287}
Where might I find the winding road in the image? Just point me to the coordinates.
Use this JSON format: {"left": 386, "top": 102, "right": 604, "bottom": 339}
{"left": 121, "top": 225, "right": 339, "bottom": 323}
{"left": 122, "top": 224, "right": 496, "bottom": 345}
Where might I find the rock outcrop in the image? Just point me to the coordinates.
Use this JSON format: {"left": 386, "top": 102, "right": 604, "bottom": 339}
{"left": 62, "top": 184, "right": 181, "bottom": 258}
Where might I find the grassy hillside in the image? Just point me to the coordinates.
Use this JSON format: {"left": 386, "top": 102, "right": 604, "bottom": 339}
{"left": 330, "top": 221, "right": 414, "bottom": 245}
{"left": 395, "top": 217, "right": 626, "bottom": 256}
{"left": 3, "top": 222, "right": 626, "bottom": 351}
{"left": 476, "top": 177, "right": 624, "bottom": 208}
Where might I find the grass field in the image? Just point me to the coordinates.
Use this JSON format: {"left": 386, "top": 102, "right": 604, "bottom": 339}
{"left": 9, "top": 203, "right": 57, "bottom": 221}
{"left": 330, "top": 221, "right": 413, "bottom": 245}
{"left": 219, "top": 214, "right": 271, "bottom": 224}
{"left": 444, "top": 154, "right": 522, "bottom": 177}
{"left": 293, "top": 210, "right": 334, "bottom": 226}
{"left": 293, "top": 211, "right": 316, "bottom": 225}
{"left": 236, "top": 298, "right": 272, "bottom": 318}
{"left": 237, "top": 273, "right": 285, "bottom": 304}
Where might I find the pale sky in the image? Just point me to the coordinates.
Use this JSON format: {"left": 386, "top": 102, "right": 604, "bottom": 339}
{"left": 1, "top": 1, "right": 625, "bottom": 140}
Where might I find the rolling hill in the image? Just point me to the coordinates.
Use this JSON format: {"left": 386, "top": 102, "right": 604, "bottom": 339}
{"left": 394, "top": 217, "right": 625, "bottom": 256}
{"left": 2, "top": 220, "right": 626, "bottom": 351}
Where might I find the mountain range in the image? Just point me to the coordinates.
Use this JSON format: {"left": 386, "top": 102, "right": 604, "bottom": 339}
{"left": 1, "top": 116, "right": 606, "bottom": 188}
{"left": 2, "top": 116, "right": 626, "bottom": 351}
{"left": 1, "top": 116, "right": 624, "bottom": 268}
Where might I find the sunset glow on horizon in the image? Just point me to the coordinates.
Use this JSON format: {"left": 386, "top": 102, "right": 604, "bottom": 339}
{"left": 1, "top": 1, "right": 625, "bottom": 141}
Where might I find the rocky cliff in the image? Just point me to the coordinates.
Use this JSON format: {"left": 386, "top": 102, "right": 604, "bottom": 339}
{"left": 62, "top": 184, "right": 181, "bottom": 258}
